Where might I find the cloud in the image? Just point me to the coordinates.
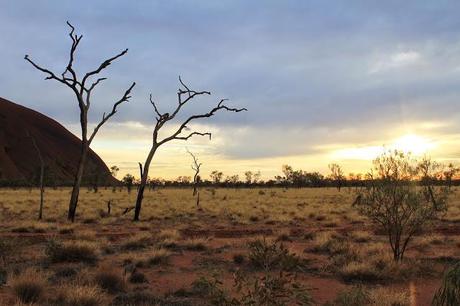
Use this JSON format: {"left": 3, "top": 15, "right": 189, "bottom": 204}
{"left": 369, "top": 51, "right": 422, "bottom": 74}
{"left": 0, "top": 1, "right": 460, "bottom": 175}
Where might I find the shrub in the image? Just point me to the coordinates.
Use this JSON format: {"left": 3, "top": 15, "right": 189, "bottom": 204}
{"left": 0, "top": 268, "right": 7, "bottom": 285}
{"left": 0, "top": 238, "right": 16, "bottom": 263}
{"left": 248, "top": 238, "right": 306, "bottom": 272}
{"left": 53, "top": 266, "right": 79, "bottom": 280}
{"left": 432, "top": 262, "right": 460, "bottom": 306}
{"left": 232, "top": 271, "right": 313, "bottom": 306}
{"left": 339, "top": 262, "right": 382, "bottom": 283}
{"left": 129, "top": 271, "right": 148, "bottom": 284}
{"left": 233, "top": 254, "right": 245, "bottom": 265}
{"left": 59, "top": 227, "right": 75, "bottom": 235}
{"left": 353, "top": 151, "right": 452, "bottom": 261}
{"left": 191, "top": 276, "right": 231, "bottom": 305}
{"left": 369, "top": 287, "right": 410, "bottom": 306}
{"left": 45, "top": 239, "right": 98, "bottom": 264}
{"left": 331, "top": 286, "right": 370, "bottom": 306}
{"left": 120, "top": 234, "right": 152, "bottom": 251}
{"left": 53, "top": 285, "right": 107, "bottom": 306}
{"left": 183, "top": 238, "right": 208, "bottom": 251}
{"left": 94, "top": 267, "right": 126, "bottom": 294}
{"left": 10, "top": 268, "right": 47, "bottom": 304}
{"left": 311, "top": 232, "right": 349, "bottom": 255}
{"left": 111, "top": 291, "right": 160, "bottom": 306}
{"left": 147, "top": 248, "right": 171, "bottom": 266}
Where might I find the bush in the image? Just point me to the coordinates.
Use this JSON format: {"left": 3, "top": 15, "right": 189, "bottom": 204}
{"left": 233, "top": 254, "right": 245, "bottom": 265}
{"left": 311, "top": 232, "right": 349, "bottom": 255}
{"left": 234, "top": 271, "right": 313, "bottom": 306}
{"left": 339, "top": 262, "right": 382, "bottom": 283}
{"left": 45, "top": 239, "right": 98, "bottom": 264}
{"left": 353, "top": 151, "right": 452, "bottom": 261}
{"left": 331, "top": 286, "right": 370, "bottom": 306}
{"left": 53, "top": 285, "right": 107, "bottom": 306}
{"left": 111, "top": 291, "right": 161, "bottom": 306}
{"left": 120, "top": 234, "right": 152, "bottom": 251}
{"left": 10, "top": 268, "right": 47, "bottom": 304}
{"left": 248, "top": 238, "right": 306, "bottom": 272}
{"left": 432, "top": 262, "right": 460, "bottom": 306}
{"left": 94, "top": 267, "right": 126, "bottom": 294}
{"left": 129, "top": 271, "right": 148, "bottom": 284}
{"left": 183, "top": 238, "right": 208, "bottom": 251}
{"left": 330, "top": 286, "right": 409, "bottom": 306}
{"left": 147, "top": 248, "right": 171, "bottom": 266}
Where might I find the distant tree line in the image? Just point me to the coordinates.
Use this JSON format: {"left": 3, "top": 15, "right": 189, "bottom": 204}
{"left": 113, "top": 162, "right": 460, "bottom": 192}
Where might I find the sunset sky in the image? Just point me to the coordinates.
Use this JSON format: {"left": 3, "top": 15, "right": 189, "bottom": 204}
{"left": 1, "top": 1, "right": 460, "bottom": 180}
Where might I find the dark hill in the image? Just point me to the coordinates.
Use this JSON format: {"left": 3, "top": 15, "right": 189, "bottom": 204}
{"left": 0, "top": 97, "right": 116, "bottom": 186}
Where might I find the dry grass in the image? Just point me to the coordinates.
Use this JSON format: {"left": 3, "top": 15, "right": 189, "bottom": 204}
{"left": 0, "top": 187, "right": 459, "bottom": 305}
{"left": 9, "top": 268, "right": 48, "bottom": 304}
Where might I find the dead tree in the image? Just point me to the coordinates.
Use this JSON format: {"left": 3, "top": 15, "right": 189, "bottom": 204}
{"left": 25, "top": 22, "right": 136, "bottom": 222}
{"left": 133, "top": 77, "right": 247, "bottom": 221}
{"left": 187, "top": 149, "right": 202, "bottom": 208}
{"left": 26, "top": 132, "right": 44, "bottom": 220}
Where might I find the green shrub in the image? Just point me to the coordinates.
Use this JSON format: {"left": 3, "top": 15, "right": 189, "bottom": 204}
{"left": 248, "top": 238, "right": 306, "bottom": 272}
{"left": 432, "top": 262, "right": 460, "bottom": 306}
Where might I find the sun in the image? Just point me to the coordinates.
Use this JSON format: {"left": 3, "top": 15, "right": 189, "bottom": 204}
{"left": 391, "top": 134, "right": 434, "bottom": 155}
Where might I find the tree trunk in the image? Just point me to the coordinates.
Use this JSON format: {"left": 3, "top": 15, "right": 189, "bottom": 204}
{"left": 38, "top": 163, "right": 44, "bottom": 220}
{"left": 68, "top": 143, "right": 89, "bottom": 222}
{"left": 133, "top": 146, "right": 156, "bottom": 221}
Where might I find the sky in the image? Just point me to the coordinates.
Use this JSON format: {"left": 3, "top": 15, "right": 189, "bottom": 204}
{"left": 1, "top": 1, "right": 460, "bottom": 180}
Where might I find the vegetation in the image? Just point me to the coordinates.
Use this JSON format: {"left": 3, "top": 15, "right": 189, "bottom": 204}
{"left": 353, "top": 150, "right": 452, "bottom": 261}
{"left": 432, "top": 262, "right": 460, "bottom": 306}
{"left": 25, "top": 22, "right": 135, "bottom": 222}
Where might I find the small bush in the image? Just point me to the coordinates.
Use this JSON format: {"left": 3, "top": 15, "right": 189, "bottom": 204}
{"left": 120, "top": 234, "right": 152, "bottom": 251}
{"left": 129, "top": 271, "right": 148, "bottom": 284}
{"left": 45, "top": 239, "right": 98, "bottom": 264}
{"left": 248, "top": 238, "right": 306, "bottom": 271}
{"left": 53, "top": 266, "right": 79, "bottom": 280}
{"left": 147, "top": 248, "right": 171, "bottom": 266}
{"left": 339, "top": 261, "right": 382, "bottom": 282}
{"left": 59, "top": 227, "right": 74, "bottom": 235}
{"left": 94, "top": 267, "right": 126, "bottom": 294}
{"left": 311, "top": 232, "right": 348, "bottom": 255}
{"left": 234, "top": 271, "right": 313, "bottom": 306}
{"left": 0, "top": 268, "right": 7, "bottom": 285}
{"left": 112, "top": 291, "right": 160, "bottom": 306}
{"left": 53, "top": 285, "right": 107, "bottom": 306}
{"left": 432, "top": 262, "right": 460, "bottom": 306}
{"left": 183, "top": 238, "right": 208, "bottom": 251}
{"left": 331, "top": 286, "right": 370, "bottom": 306}
{"left": 10, "top": 268, "right": 47, "bottom": 304}
{"left": 233, "top": 254, "right": 245, "bottom": 265}
{"left": 369, "top": 287, "right": 409, "bottom": 306}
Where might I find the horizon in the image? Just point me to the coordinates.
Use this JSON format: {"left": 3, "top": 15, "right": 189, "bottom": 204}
{"left": 1, "top": 1, "right": 460, "bottom": 180}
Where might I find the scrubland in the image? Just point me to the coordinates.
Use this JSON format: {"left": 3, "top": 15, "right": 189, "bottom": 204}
{"left": 0, "top": 187, "right": 459, "bottom": 305}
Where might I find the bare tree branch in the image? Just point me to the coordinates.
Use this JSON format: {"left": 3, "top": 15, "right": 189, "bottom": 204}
{"left": 88, "top": 81, "right": 136, "bottom": 144}
{"left": 25, "top": 21, "right": 136, "bottom": 222}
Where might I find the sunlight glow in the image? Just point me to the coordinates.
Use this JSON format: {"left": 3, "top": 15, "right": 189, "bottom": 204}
{"left": 332, "top": 134, "right": 436, "bottom": 161}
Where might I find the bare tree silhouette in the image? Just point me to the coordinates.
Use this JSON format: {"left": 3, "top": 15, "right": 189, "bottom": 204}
{"left": 133, "top": 77, "right": 246, "bottom": 221}
{"left": 187, "top": 149, "right": 202, "bottom": 208}
{"left": 25, "top": 131, "right": 44, "bottom": 220}
{"left": 24, "top": 22, "right": 136, "bottom": 222}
